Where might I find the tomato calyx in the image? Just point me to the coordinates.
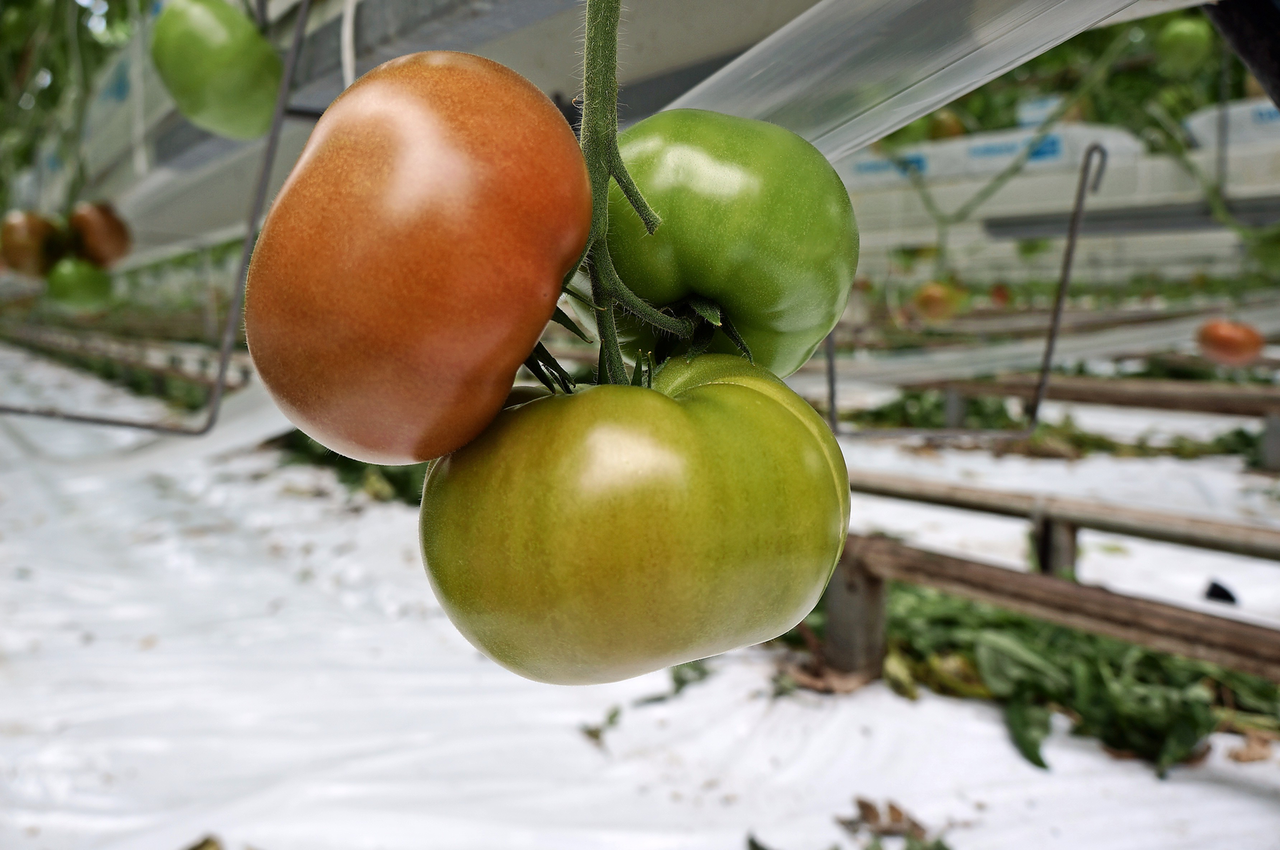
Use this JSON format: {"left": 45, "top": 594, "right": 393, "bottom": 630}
{"left": 517, "top": 0, "right": 743, "bottom": 394}
{"left": 571, "top": 0, "right": 736, "bottom": 386}
{"left": 523, "top": 341, "right": 577, "bottom": 394}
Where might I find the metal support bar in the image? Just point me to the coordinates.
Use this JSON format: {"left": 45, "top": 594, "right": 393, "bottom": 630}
{"left": 0, "top": 0, "right": 314, "bottom": 436}
{"left": 841, "top": 534, "right": 1280, "bottom": 682}
{"left": 1027, "top": 143, "right": 1106, "bottom": 423}
{"left": 285, "top": 105, "right": 326, "bottom": 120}
{"left": 822, "top": 539, "right": 886, "bottom": 675}
{"left": 908, "top": 374, "right": 1280, "bottom": 417}
{"left": 843, "top": 145, "right": 1107, "bottom": 442}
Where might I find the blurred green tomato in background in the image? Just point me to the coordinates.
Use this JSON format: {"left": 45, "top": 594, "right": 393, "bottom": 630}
{"left": 150, "top": 0, "right": 282, "bottom": 140}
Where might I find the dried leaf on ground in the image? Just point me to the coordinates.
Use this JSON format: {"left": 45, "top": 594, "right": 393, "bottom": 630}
{"left": 183, "top": 838, "right": 223, "bottom": 850}
{"left": 781, "top": 660, "right": 872, "bottom": 695}
{"left": 1228, "top": 733, "right": 1275, "bottom": 763}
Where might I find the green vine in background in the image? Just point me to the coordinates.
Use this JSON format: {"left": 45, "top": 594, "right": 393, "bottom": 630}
{"left": 0, "top": 0, "right": 131, "bottom": 214}
{"left": 889, "top": 28, "right": 1134, "bottom": 281}
{"left": 574, "top": 0, "right": 694, "bottom": 385}
{"left": 1137, "top": 96, "right": 1280, "bottom": 277}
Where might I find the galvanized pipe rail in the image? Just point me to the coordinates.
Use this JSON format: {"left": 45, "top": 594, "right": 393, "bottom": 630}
{"left": 909, "top": 373, "right": 1280, "bottom": 417}
{"left": 1, "top": 325, "right": 254, "bottom": 390}
{"left": 824, "top": 534, "right": 1280, "bottom": 682}
{"left": 846, "top": 468, "right": 1280, "bottom": 575}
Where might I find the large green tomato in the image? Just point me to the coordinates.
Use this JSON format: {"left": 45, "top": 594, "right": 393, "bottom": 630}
{"left": 607, "top": 109, "right": 859, "bottom": 377}
{"left": 151, "top": 0, "right": 282, "bottom": 140}
{"left": 1156, "top": 17, "right": 1214, "bottom": 81}
{"left": 45, "top": 257, "right": 112, "bottom": 311}
{"left": 420, "top": 354, "right": 850, "bottom": 685}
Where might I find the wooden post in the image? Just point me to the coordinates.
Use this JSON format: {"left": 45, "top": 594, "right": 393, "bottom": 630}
{"left": 822, "top": 540, "right": 886, "bottom": 676}
{"left": 1032, "top": 517, "right": 1078, "bottom": 578}
{"left": 943, "top": 386, "right": 965, "bottom": 429}
{"left": 1261, "top": 411, "right": 1280, "bottom": 473}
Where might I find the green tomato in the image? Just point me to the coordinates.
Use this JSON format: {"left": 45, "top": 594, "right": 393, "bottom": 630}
{"left": 150, "top": 0, "right": 282, "bottom": 140}
{"left": 607, "top": 109, "right": 859, "bottom": 377}
{"left": 421, "top": 353, "right": 850, "bottom": 685}
{"left": 45, "top": 257, "right": 112, "bottom": 310}
{"left": 1155, "top": 17, "right": 1214, "bottom": 81}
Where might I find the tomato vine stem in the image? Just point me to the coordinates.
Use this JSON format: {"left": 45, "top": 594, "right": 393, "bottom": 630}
{"left": 578, "top": 0, "right": 694, "bottom": 384}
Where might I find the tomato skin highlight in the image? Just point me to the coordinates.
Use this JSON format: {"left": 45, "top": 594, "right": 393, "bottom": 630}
{"left": 1197, "top": 318, "right": 1264, "bottom": 367}
{"left": 421, "top": 354, "right": 850, "bottom": 685}
{"left": 245, "top": 52, "right": 593, "bottom": 465}
{"left": 606, "top": 109, "right": 859, "bottom": 377}
{"left": 150, "top": 0, "right": 282, "bottom": 140}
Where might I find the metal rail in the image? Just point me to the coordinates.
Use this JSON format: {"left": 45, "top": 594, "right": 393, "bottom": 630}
{"left": 847, "top": 468, "right": 1280, "bottom": 564}
{"left": 908, "top": 373, "right": 1280, "bottom": 418}
{"left": 2, "top": 325, "right": 254, "bottom": 390}
{"left": 0, "top": 0, "right": 313, "bottom": 435}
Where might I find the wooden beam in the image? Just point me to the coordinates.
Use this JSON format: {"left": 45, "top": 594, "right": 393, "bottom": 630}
{"left": 848, "top": 535, "right": 1280, "bottom": 681}
{"left": 909, "top": 374, "right": 1280, "bottom": 417}
{"left": 847, "top": 469, "right": 1280, "bottom": 563}
{"left": 822, "top": 541, "right": 886, "bottom": 675}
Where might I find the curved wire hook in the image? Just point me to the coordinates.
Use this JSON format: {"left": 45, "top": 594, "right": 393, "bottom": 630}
{"left": 1026, "top": 142, "right": 1107, "bottom": 422}
{"left": 836, "top": 142, "right": 1108, "bottom": 440}
{"left": 0, "top": 0, "right": 314, "bottom": 436}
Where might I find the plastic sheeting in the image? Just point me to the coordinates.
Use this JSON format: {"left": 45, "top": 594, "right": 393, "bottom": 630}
{"left": 2, "top": 344, "right": 1280, "bottom": 850}
{"left": 671, "top": 0, "right": 1139, "bottom": 163}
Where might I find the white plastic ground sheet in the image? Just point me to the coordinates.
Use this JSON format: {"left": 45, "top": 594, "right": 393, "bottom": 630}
{"left": 2, "top": 345, "right": 1279, "bottom": 850}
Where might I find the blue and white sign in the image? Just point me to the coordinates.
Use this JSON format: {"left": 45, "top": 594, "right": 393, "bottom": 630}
{"left": 1185, "top": 98, "right": 1280, "bottom": 148}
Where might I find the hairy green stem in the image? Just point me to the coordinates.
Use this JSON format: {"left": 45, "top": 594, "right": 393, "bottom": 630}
{"left": 576, "top": 0, "right": 689, "bottom": 384}
{"left": 590, "top": 265, "right": 629, "bottom": 384}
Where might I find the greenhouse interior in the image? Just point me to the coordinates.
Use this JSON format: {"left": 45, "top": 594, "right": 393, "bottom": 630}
{"left": 3, "top": 0, "right": 1280, "bottom": 848}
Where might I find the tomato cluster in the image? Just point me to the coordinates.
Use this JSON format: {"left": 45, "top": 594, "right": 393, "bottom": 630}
{"left": 246, "top": 52, "right": 857, "bottom": 684}
{"left": 1, "top": 203, "right": 131, "bottom": 311}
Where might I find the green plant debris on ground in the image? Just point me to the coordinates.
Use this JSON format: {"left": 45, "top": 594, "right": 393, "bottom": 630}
{"left": 787, "top": 584, "right": 1280, "bottom": 776}
{"left": 271, "top": 429, "right": 430, "bottom": 506}
{"left": 845, "top": 390, "right": 1264, "bottom": 466}
{"left": 581, "top": 660, "right": 714, "bottom": 746}
{"left": 848, "top": 389, "right": 1023, "bottom": 431}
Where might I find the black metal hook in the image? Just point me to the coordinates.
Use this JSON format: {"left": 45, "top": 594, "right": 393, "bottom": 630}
{"left": 835, "top": 143, "right": 1108, "bottom": 440}
{"left": 0, "top": 0, "right": 314, "bottom": 436}
{"left": 1026, "top": 142, "right": 1107, "bottom": 423}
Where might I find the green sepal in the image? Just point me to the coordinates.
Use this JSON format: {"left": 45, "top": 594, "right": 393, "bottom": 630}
{"left": 720, "top": 314, "right": 754, "bottom": 363}
{"left": 687, "top": 295, "right": 722, "bottom": 327}
{"left": 551, "top": 305, "right": 593, "bottom": 343}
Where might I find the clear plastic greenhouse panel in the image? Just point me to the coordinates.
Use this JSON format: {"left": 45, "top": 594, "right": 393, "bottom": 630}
{"left": 670, "top": 0, "right": 1139, "bottom": 164}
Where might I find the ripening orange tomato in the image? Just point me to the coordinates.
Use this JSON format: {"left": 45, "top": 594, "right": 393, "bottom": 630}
{"left": 913, "top": 281, "right": 955, "bottom": 322}
{"left": 69, "top": 202, "right": 131, "bottom": 268}
{"left": 1197, "top": 318, "right": 1264, "bottom": 367}
{"left": 245, "top": 52, "right": 592, "bottom": 464}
